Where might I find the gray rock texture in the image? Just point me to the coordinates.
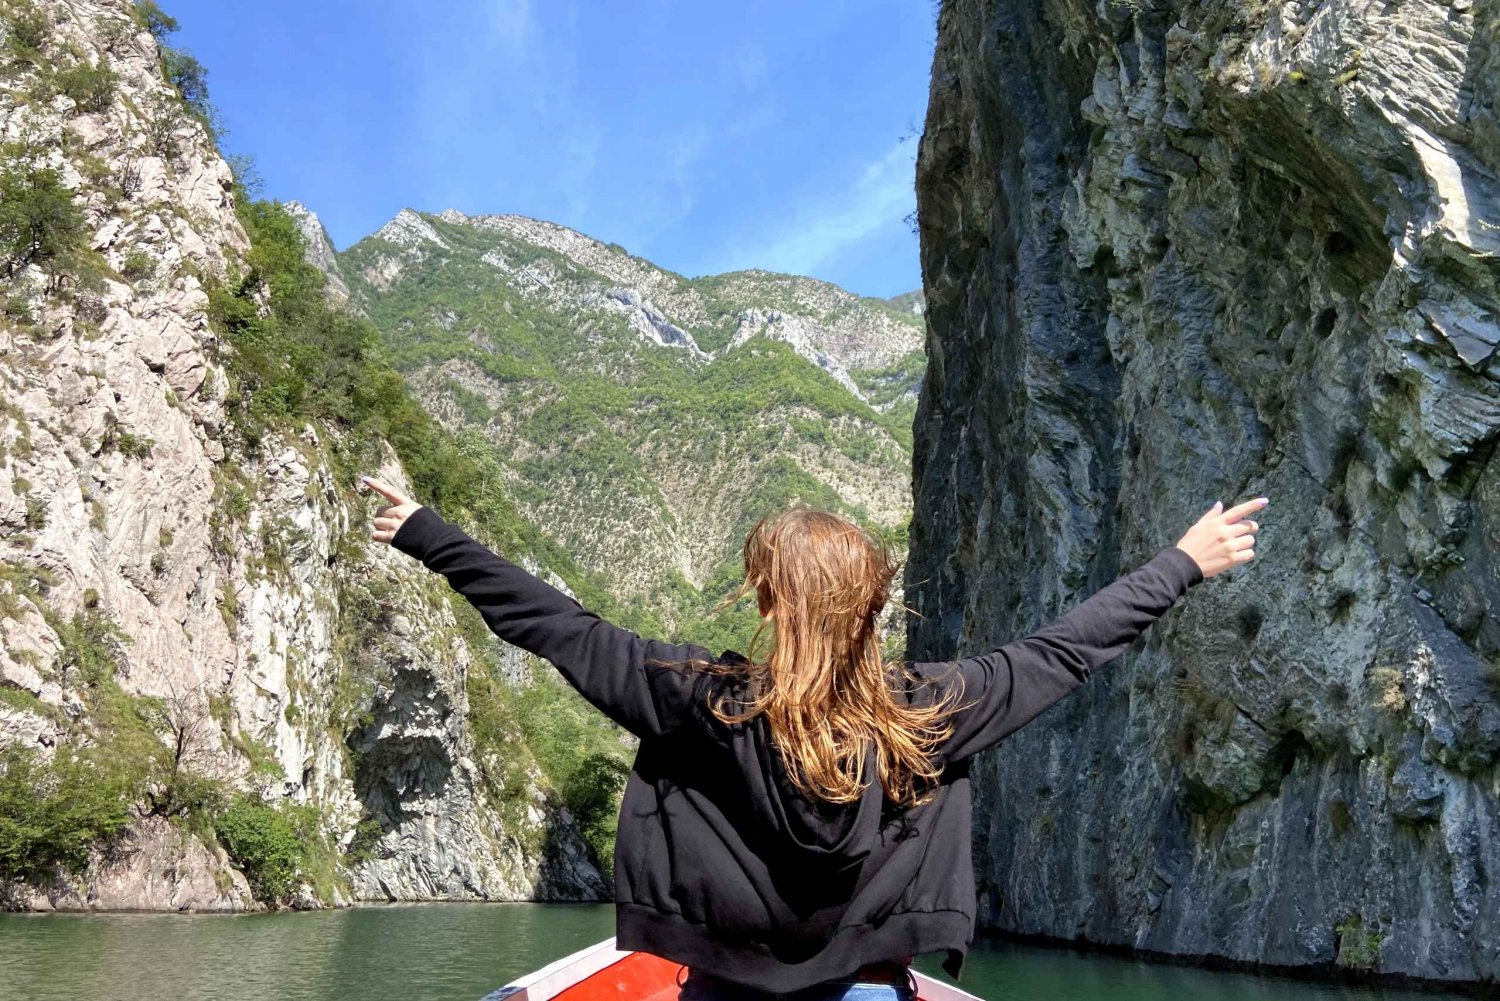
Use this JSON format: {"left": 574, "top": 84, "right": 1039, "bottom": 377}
{"left": 910, "top": 0, "right": 1499, "bottom": 984}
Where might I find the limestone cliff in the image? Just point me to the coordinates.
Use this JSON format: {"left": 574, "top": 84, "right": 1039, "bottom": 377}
{"left": 283, "top": 200, "right": 349, "bottom": 303}
{"left": 911, "top": 0, "right": 1498, "bottom": 984}
{"left": 0, "top": 0, "right": 601, "bottom": 909}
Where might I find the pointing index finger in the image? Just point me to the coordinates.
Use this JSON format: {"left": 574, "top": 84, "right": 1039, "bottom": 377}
{"left": 361, "top": 476, "right": 409, "bottom": 506}
{"left": 1223, "top": 497, "right": 1268, "bottom": 522}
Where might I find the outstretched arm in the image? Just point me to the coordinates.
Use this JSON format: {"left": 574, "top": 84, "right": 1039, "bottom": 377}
{"left": 364, "top": 476, "right": 717, "bottom": 740}
{"left": 925, "top": 497, "right": 1266, "bottom": 765}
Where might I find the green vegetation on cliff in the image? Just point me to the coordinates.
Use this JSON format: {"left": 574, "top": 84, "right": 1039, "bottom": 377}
{"left": 0, "top": 602, "right": 220, "bottom": 889}
{"left": 214, "top": 793, "right": 342, "bottom": 903}
{"left": 0, "top": 745, "right": 133, "bottom": 884}
{"left": 0, "top": 137, "right": 88, "bottom": 280}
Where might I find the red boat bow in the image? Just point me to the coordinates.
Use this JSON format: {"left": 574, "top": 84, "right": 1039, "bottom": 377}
{"left": 480, "top": 938, "right": 984, "bottom": 1001}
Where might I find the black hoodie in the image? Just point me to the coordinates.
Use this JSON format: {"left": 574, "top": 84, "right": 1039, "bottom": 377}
{"left": 390, "top": 505, "right": 1203, "bottom": 993}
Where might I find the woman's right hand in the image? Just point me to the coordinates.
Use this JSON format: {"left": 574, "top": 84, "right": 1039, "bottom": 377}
{"left": 1174, "top": 496, "right": 1267, "bottom": 579}
{"left": 362, "top": 475, "right": 424, "bottom": 545}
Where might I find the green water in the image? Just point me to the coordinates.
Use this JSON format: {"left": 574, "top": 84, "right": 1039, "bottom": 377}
{"left": 0, "top": 903, "right": 1467, "bottom": 1001}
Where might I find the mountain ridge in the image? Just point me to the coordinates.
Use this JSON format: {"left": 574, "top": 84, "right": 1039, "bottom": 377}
{"left": 301, "top": 201, "right": 924, "bottom": 323}
{"left": 325, "top": 204, "right": 927, "bottom": 410}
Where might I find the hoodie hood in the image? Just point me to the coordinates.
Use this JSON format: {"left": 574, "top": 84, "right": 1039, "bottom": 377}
{"left": 718, "top": 650, "right": 886, "bottom": 870}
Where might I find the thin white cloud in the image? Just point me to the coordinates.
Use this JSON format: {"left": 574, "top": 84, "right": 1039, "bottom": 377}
{"left": 624, "top": 123, "right": 712, "bottom": 250}
{"left": 408, "top": 1, "right": 542, "bottom": 147}
{"left": 491, "top": 0, "right": 536, "bottom": 59}
{"left": 406, "top": 0, "right": 576, "bottom": 165}
{"left": 670, "top": 124, "right": 710, "bottom": 191}
{"left": 719, "top": 141, "right": 916, "bottom": 276}
{"left": 733, "top": 42, "right": 769, "bottom": 91}
{"left": 558, "top": 122, "right": 603, "bottom": 220}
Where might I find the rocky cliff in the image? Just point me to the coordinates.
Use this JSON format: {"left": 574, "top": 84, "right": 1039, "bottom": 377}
{"left": 910, "top": 0, "right": 1498, "bottom": 985}
{"left": 0, "top": 0, "right": 601, "bottom": 910}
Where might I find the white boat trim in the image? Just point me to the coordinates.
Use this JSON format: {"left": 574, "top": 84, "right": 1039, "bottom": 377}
{"left": 480, "top": 938, "right": 634, "bottom": 1001}
{"left": 479, "top": 937, "right": 985, "bottom": 1001}
{"left": 909, "top": 969, "right": 984, "bottom": 1001}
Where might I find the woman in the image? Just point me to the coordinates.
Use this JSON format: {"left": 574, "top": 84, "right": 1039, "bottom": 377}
{"left": 363, "top": 474, "right": 1264, "bottom": 1000}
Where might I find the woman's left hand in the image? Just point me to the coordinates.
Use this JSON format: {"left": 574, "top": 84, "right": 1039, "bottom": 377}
{"left": 362, "top": 475, "right": 424, "bottom": 544}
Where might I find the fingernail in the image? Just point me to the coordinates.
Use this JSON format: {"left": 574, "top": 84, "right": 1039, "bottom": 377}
{"left": 1258, "top": 497, "right": 1269, "bottom": 505}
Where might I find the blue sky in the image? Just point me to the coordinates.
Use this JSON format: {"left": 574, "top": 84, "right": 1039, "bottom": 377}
{"left": 166, "top": 1, "right": 938, "bottom": 298}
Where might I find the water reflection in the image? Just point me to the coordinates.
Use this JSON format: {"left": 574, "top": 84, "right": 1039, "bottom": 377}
{"left": 0, "top": 904, "right": 1470, "bottom": 1001}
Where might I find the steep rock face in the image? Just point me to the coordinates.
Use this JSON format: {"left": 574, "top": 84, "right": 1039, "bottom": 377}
{"left": 0, "top": 0, "right": 600, "bottom": 908}
{"left": 283, "top": 201, "right": 350, "bottom": 302}
{"left": 911, "top": 0, "right": 1498, "bottom": 984}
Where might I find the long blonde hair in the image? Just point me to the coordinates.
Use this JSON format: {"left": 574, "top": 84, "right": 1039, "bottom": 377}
{"left": 657, "top": 506, "right": 961, "bottom": 808}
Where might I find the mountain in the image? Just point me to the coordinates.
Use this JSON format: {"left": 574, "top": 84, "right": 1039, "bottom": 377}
{"left": 911, "top": 0, "right": 1499, "bottom": 986}
{"left": 328, "top": 206, "right": 926, "bottom": 644}
{"left": 883, "top": 290, "right": 925, "bottom": 317}
{"left": 283, "top": 200, "right": 349, "bottom": 302}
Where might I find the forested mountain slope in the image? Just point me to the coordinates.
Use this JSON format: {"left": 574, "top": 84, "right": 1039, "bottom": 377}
{"left": 329, "top": 206, "right": 925, "bottom": 649}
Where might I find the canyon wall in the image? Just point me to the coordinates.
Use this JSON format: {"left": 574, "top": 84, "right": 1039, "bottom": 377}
{"left": 910, "top": 0, "right": 1499, "bottom": 983}
{"left": 0, "top": 0, "right": 602, "bottom": 909}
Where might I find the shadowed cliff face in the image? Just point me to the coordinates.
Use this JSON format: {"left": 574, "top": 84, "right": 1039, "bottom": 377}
{"left": 910, "top": 0, "right": 1499, "bottom": 983}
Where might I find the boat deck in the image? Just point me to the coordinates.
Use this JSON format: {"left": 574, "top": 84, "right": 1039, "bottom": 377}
{"left": 480, "top": 939, "right": 983, "bottom": 1001}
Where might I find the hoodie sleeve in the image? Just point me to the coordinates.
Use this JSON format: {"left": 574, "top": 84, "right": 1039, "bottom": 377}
{"left": 924, "top": 545, "right": 1203, "bottom": 765}
{"left": 389, "top": 505, "right": 718, "bottom": 740}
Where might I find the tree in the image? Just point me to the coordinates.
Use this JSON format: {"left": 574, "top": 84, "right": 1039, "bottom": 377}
{"left": 0, "top": 745, "right": 134, "bottom": 883}
{"left": 162, "top": 48, "right": 209, "bottom": 119}
{"left": 0, "top": 148, "right": 86, "bottom": 278}
{"left": 54, "top": 59, "right": 117, "bottom": 113}
{"left": 150, "top": 678, "right": 225, "bottom": 819}
{"left": 562, "top": 750, "right": 629, "bottom": 876}
{"left": 6, "top": 2, "right": 51, "bottom": 63}
{"left": 133, "top": 0, "right": 179, "bottom": 40}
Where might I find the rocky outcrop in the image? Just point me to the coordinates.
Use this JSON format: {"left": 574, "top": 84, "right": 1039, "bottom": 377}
{"left": 727, "top": 308, "right": 868, "bottom": 398}
{"left": 911, "top": 0, "right": 1498, "bottom": 985}
{"left": 0, "top": 0, "right": 601, "bottom": 909}
{"left": 283, "top": 200, "right": 349, "bottom": 302}
{"left": 13, "top": 816, "right": 259, "bottom": 912}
